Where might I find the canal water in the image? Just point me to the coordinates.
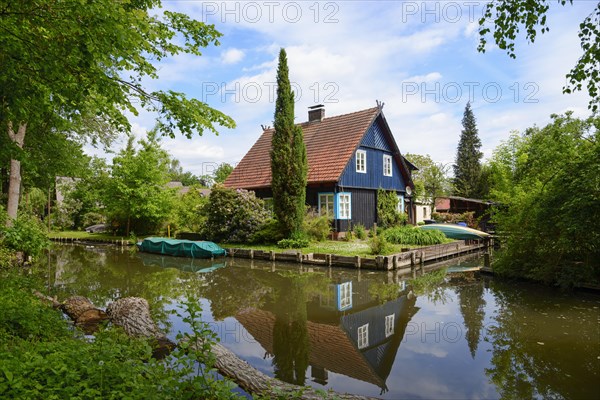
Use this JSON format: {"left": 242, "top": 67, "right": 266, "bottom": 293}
{"left": 43, "top": 244, "right": 599, "bottom": 399}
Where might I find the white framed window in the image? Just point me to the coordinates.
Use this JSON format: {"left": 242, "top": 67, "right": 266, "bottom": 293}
{"left": 397, "top": 195, "right": 404, "bottom": 213}
{"left": 357, "top": 324, "right": 369, "bottom": 349}
{"left": 337, "top": 193, "right": 351, "bottom": 220}
{"left": 338, "top": 281, "right": 352, "bottom": 311}
{"left": 385, "top": 314, "right": 395, "bottom": 337}
{"left": 356, "top": 150, "right": 366, "bottom": 173}
{"left": 318, "top": 193, "right": 334, "bottom": 217}
{"left": 383, "top": 154, "right": 392, "bottom": 177}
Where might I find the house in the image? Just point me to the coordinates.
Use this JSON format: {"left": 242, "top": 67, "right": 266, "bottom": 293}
{"left": 224, "top": 103, "right": 415, "bottom": 231}
{"left": 434, "top": 195, "right": 496, "bottom": 231}
{"left": 235, "top": 289, "right": 418, "bottom": 393}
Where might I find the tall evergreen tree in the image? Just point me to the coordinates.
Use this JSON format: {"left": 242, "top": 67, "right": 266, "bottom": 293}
{"left": 453, "top": 102, "right": 483, "bottom": 198}
{"left": 271, "top": 49, "right": 308, "bottom": 237}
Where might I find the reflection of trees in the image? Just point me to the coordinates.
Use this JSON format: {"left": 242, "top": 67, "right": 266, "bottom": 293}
{"left": 42, "top": 245, "right": 194, "bottom": 328}
{"left": 485, "top": 280, "right": 600, "bottom": 399}
{"left": 198, "top": 265, "right": 272, "bottom": 321}
{"left": 455, "top": 280, "right": 485, "bottom": 358}
{"left": 272, "top": 277, "right": 309, "bottom": 385}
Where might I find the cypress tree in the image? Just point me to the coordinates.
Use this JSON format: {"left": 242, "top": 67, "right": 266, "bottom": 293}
{"left": 453, "top": 102, "right": 483, "bottom": 198}
{"left": 271, "top": 48, "right": 308, "bottom": 237}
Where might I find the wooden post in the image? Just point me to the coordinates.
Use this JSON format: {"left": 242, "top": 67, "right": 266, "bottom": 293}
{"left": 410, "top": 251, "right": 416, "bottom": 266}
{"left": 354, "top": 255, "right": 361, "bottom": 269}
{"left": 393, "top": 255, "right": 398, "bottom": 270}
{"left": 296, "top": 252, "right": 302, "bottom": 263}
{"left": 484, "top": 252, "right": 491, "bottom": 270}
{"left": 249, "top": 249, "right": 254, "bottom": 259}
{"left": 326, "top": 254, "right": 332, "bottom": 267}
{"left": 269, "top": 250, "right": 275, "bottom": 261}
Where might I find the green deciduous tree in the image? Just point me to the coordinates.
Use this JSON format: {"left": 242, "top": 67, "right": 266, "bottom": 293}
{"left": 105, "top": 132, "right": 176, "bottom": 236}
{"left": 404, "top": 153, "right": 451, "bottom": 209}
{"left": 453, "top": 102, "right": 483, "bottom": 198}
{"left": 0, "top": 0, "right": 234, "bottom": 222}
{"left": 271, "top": 49, "right": 308, "bottom": 238}
{"left": 489, "top": 113, "right": 600, "bottom": 287}
{"left": 478, "top": 0, "right": 600, "bottom": 112}
{"left": 213, "top": 163, "right": 234, "bottom": 185}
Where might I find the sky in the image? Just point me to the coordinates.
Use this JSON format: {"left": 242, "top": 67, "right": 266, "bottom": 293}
{"left": 100, "top": 1, "right": 596, "bottom": 178}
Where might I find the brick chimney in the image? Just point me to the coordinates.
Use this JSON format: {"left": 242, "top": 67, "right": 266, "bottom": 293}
{"left": 308, "top": 104, "right": 325, "bottom": 122}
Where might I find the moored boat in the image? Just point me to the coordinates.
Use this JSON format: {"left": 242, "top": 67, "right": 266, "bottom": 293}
{"left": 418, "top": 223, "right": 491, "bottom": 240}
{"left": 136, "top": 237, "right": 227, "bottom": 258}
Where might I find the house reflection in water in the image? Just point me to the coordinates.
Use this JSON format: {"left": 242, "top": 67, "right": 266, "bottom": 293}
{"left": 235, "top": 278, "right": 418, "bottom": 394}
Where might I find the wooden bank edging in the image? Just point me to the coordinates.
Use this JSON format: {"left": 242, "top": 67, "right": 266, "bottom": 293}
{"left": 226, "top": 238, "right": 493, "bottom": 271}
{"left": 49, "top": 237, "right": 132, "bottom": 246}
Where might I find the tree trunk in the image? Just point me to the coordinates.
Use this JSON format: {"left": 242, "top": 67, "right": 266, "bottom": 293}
{"left": 6, "top": 122, "right": 27, "bottom": 225}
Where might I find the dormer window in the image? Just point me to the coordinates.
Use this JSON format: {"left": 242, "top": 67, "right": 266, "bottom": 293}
{"left": 356, "top": 150, "right": 366, "bottom": 173}
{"left": 383, "top": 154, "right": 392, "bottom": 176}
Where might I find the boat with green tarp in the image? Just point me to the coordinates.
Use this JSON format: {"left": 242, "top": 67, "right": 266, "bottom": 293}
{"left": 136, "top": 237, "right": 227, "bottom": 258}
{"left": 418, "top": 224, "right": 491, "bottom": 240}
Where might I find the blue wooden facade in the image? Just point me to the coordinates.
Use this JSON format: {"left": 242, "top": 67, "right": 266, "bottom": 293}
{"left": 245, "top": 108, "right": 414, "bottom": 232}
{"left": 338, "top": 119, "right": 406, "bottom": 192}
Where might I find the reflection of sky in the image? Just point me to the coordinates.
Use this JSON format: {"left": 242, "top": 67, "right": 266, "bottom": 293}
{"left": 50, "top": 246, "right": 600, "bottom": 399}
{"left": 388, "top": 288, "right": 499, "bottom": 399}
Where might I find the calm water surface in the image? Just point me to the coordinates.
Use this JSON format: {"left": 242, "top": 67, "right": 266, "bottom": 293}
{"left": 44, "top": 244, "right": 600, "bottom": 399}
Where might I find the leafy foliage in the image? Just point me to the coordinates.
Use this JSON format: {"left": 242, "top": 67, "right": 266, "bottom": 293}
{"left": 0, "top": 273, "right": 240, "bottom": 399}
{"left": 353, "top": 223, "right": 367, "bottom": 240}
{"left": 302, "top": 210, "right": 331, "bottom": 242}
{"left": 384, "top": 226, "right": 447, "bottom": 246}
{"left": 478, "top": 1, "right": 599, "bottom": 112}
{"left": 369, "top": 234, "right": 390, "bottom": 255}
{"left": 105, "top": 132, "right": 176, "bottom": 235}
{"left": 404, "top": 153, "right": 451, "bottom": 205}
{"left": 488, "top": 113, "right": 600, "bottom": 287}
{"left": 213, "top": 163, "right": 234, "bottom": 185}
{"left": 271, "top": 49, "right": 308, "bottom": 238}
{"left": 1, "top": 0, "right": 235, "bottom": 219}
{"left": 250, "top": 218, "right": 285, "bottom": 244}
{"left": 277, "top": 238, "right": 310, "bottom": 249}
{"left": 1, "top": 214, "right": 49, "bottom": 258}
{"left": 203, "top": 185, "right": 269, "bottom": 243}
{"left": 377, "top": 189, "right": 406, "bottom": 228}
{"left": 454, "top": 102, "right": 483, "bottom": 198}
{"left": 172, "top": 186, "right": 209, "bottom": 233}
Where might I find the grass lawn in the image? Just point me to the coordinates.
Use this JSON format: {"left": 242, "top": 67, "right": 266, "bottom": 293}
{"left": 50, "top": 232, "right": 426, "bottom": 257}
{"left": 48, "top": 231, "right": 137, "bottom": 244}
{"left": 221, "top": 240, "right": 420, "bottom": 257}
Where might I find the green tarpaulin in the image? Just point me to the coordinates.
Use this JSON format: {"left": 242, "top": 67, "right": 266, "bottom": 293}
{"left": 136, "top": 237, "right": 227, "bottom": 258}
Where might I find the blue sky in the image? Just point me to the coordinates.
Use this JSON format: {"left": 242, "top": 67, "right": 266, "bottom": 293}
{"left": 109, "top": 1, "right": 596, "bottom": 178}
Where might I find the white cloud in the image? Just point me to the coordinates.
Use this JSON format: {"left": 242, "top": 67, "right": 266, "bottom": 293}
{"left": 221, "top": 48, "right": 245, "bottom": 64}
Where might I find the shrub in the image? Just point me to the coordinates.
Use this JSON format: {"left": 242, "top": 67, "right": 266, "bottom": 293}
{"left": 343, "top": 230, "right": 355, "bottom": 242}
{"left": 0, "top": 248, "right": 16, "bottom": 270}
{"left": 202, "top": 186, "right": 269, "bottom": 243}
{"left": 384, "top": 226, "right": 447, "bottom": 246}
{"left": 251, "top": 218, "right": 284, "bottom": 244}
{"left": 377, "top": 189, "right": 407, "bottom": 228}
{"left": 81, "top": 212, "right": 106, "bottom": 228}
{"left": 354, "top": 224, "right": 367, "bottom": 240}
{"left": 1, "top": 215, "right": 50, "bottom": 259}
{"left": 0, "top": 274, "right": 240, "bottom": 399}
{"left": 277, "top": 238, "right": 310, "bottom": 249}
{"left": 369, "top": 234, "right": 390, "bottom": 255}
{"left": 302, "top": 210, "right": 331, "bottom": 242}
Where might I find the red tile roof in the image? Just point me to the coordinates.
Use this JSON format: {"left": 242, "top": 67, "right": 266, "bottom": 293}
{"left": 224, "top": 107, "right": 381, "bottom": 189}
{"left": 235, "top": 308, "right": 385, "bottom": 388}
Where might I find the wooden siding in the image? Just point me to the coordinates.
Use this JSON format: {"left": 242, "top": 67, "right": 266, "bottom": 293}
{"left": 341, "top": 296, "right": 407, "bottom": 348}
{"left": 360, "top": 121, "right": 392, "bottom": 151}
{"left": 338, "top": 119, "right": 406, "bottom": 191}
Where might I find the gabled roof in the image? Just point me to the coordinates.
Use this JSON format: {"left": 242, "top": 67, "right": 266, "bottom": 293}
{"left": 225, "top": 107, "right": 382, "bottom": 189}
